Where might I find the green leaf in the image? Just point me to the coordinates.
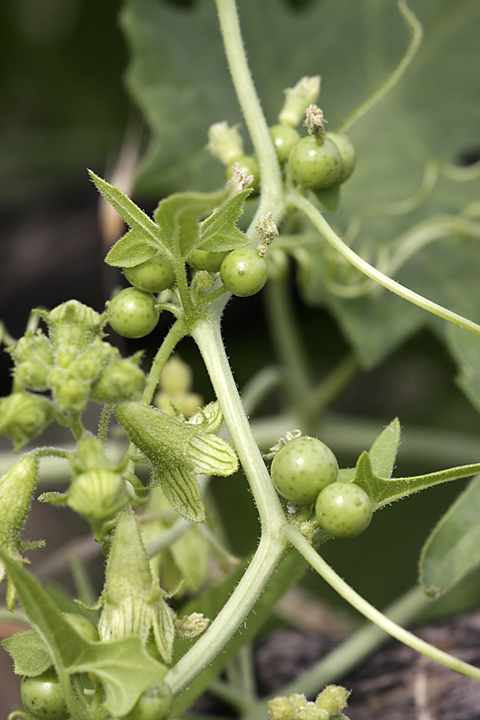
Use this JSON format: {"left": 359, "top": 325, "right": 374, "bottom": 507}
{"left": 1, "top": 629, "right": 52, "bottom": 677}
{"left": 0, "top": 550, "right": 167, "bottom": 718}
{"left": 368, "top": 418, "right": 400, "bottom": 479}
{"left": 420, "top": 475, "right": 480, "bottom": 598}
{"left": 353, "top": 451, "right": 480, "bottom": 511}
{"left": 88, "top": 170, "right": 167, "bottom": 261}
{"left": 153, "top": 189, "right": 227, "bottom": 259}
{"left": 198, "top": 190, "right": 251, "bottom": 252}
{"left": 105, "top": 228, "right": 160, "bottom": 268}
{"left": 445, "top": 323, "right": 480, "bottom": 415}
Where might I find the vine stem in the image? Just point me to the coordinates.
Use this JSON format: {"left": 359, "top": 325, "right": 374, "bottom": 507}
{"left": 192, "top": 310, "right": 284, "bottom": 527}
{"left": 142, "top": 317, "right": 186, "bottom": 406}
{"left": 215, "top": 0, "right": 284, "bottom": 238}
{"left": 285, "top": 524, "right": 480, "bottom": 682}
{"left": 165, "top": 533, "right": 286, "bottom": 696}
{"left": 287, "top": 192, "right": 480, "bottom": 338}
{"left": 337, "top": 0, "right": 423, "bottom": 134}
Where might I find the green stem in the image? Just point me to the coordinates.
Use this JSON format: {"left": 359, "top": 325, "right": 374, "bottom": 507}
{"left": 264, "top": 273, "right": 313, "bottom": 416}
{"left": 142, "top": 318, "right": 186, "bottom": 405}
{"left": 285, "top": 525, "right": 480, "bottom": 682}
{"left": 98, "top": 405, "right": 113, "bottom": 445}
{"left": 192, "top": 310, "right": 284, "bottom": 528}
{"left": 215, "top": 0, "right": 284, "bottom": 238}
{"left": 337, "top": 0, "right": 423, "bottom": 134}
{"left": 287, "top": 192, "right": 480, "bottom": 338}
{"left": 165, "top": 533, "right": 286, "bottom": 696}
{"left": 309, "top": 354, "right": 360, "bottom": 416}
{"left": 244, "top": 585, "right": 431, "bottom": 720}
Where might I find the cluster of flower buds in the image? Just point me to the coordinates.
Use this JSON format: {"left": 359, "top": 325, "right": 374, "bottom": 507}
{"left": 0, "top": 300, "right": 147, "bottom": 449}
{"left": 268, "top": 687, "right": 351, "bottom": 720}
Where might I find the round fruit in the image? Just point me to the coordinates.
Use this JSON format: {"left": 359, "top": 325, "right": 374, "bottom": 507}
{"left": 107, "top": 287, "right": 160, "bottom": 339}
{"left": 123, "top": 682, "right": 173, "bottom": 720}
{"left": 187, "top": 248, "right": 230, "bottom": 273}
{"left": 315, "top": 482, "right": 373, "bottom": 538}
{"left": 271, "top": 436, "right": 338, "bottom": 505}
{"left": 123, "top": 253, "right": 175, "bottom": 294}
{"left": 327, "top": 132, "right": 356, "bottom": 184}
{"left": 289, "top": 136, "right": 342, "bottom": 189}
{"left": 219, "top": 248, "right": 267, "bottom": 297}
{"left": 227, "top": 154, "right": 260, "bottom": 191}
{"left": 20, "top": 668, "right": 69, "bottom": 720}
{"left": 269, "top": 124, "right": 301, "bottom": 164}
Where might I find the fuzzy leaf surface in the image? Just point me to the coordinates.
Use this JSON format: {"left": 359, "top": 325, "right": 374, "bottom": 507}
{"left": 420, "top": 475, "right": 480, "bottom": 598}
{"left": 353, "top": 451, "right": 480, "bottom": 510}
{"left": 89, "top": 171, "right": 167, "bottom": 263}
{"left": 121, "top": 0, "right": 480, "bottom": 368}
{"left": 153, "top": 189, "right": 227, "bottom": 259}
{"left": 1, "top": 629, "right": 52, "bottom": 677}
{"left": 197, "top": 190, "right": 251, "bottom": 252}
{"left": 368, "top": 417, "right": 401, "bottom": 479}
{"left": 0, "top": 550, "right": 166, "bottom": 717}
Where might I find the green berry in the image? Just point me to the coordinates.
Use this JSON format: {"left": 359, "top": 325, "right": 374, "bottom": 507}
{"left": 123, "top": 682, "right": 173, "bottom": 720}
{"left": 107, "top": 287, "right": 160, "bottom": 339}
{"left": 20, "top": 668, "right": 69, "bottom": 720}
{"left": 271, "top": 436, "right": 338, "bottom": 505}
{"left": 315, "top": 482, "right": 373, "bottom": 538}
{"left": 269, "top": 124, "right": 301, "bottom": 164}
{"left": 187, "top": 248, "right": 230, "bottom": 273}
{"left": 123, "top": 253, "right": 175, "bottom": 293}
{"left": 326, "top": 132, "right": 356, "bottom": 184}
{"left": 289, "top": 136, "right": 342, "bottom": 189}
{"left": 220, "top": 249, "right": 267, "bottom": 297}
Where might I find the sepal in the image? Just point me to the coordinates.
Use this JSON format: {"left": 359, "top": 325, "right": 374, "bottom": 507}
{"left": 0, "top": 393, "right": 55, "bottom": 450}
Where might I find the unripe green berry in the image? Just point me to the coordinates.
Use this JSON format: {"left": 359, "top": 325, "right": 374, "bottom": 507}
{"left": 315, "top": 482, "right": 373, "bottom": 538}
{"left": 220, "top": 248, "right": 267, "bottom": 297}
{"left": 107, "top": 287, "right": 160, "bottom": 339}
{"left": 187, "top": 248, "right": 230, "bottom": 273}
{"left": 326, "top": 132, "right": 356, "bottom": 185}
{"left": 271, "top": 436, "right": 338, "bottom": 505}
{"left": 270, "top": 124, "right": 301, "bottom": 164}
{"left": 289, "top": 136, "right": 342, "bottom": 189}
{"left": 123, "top": 253, "right": 175, "bottom": 294}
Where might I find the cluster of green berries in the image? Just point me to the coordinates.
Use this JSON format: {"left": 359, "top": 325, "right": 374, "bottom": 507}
{"left": 271, "top": 436, "right": 372, "bottom": 538}
{"left": 109, "top": 247, "right": 268, "bottom": 340}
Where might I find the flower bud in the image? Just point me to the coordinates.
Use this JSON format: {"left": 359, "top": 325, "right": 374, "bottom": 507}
{"left": 268, "top": 697, "right": 296, "bottom": 720}
{"left": 0, "top": 393, "right": 55, "bottom": 450}
{"left": 74, "top": 435, "right": 109, "bottom": 473}
{"left": 50, "top": 373, "right": 90, "bottom": 413}
{"left": 10, "top": 330, "right": 54, "bottom": 391}
{"left": 67, "top": 470, "right": 129, "bottom": 536}
{"left": 315, "top": 686, "right": 350, "bottom": 715}
{"left": 39, "top": 300, "right": 105, "bottom": 355}
{"left": 91, "top": 359, "right": 146, "bottom": 404}
{"left": 279, "top": 76, "right": 321, "bottom": 127}
{"left": 159, "top": 356, "right": 192, "bottom": 395}
{"left": 0, "top": 456, "right": 40, "bottom": 609}
{"left": 98, "top": 511, "right": 176, "bottom": 663}
{"left": 207, "top": 122, "right": 244, "bottom": 166}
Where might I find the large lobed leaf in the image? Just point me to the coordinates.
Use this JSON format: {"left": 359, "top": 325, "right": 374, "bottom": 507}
{"left": 121, "top": 0, "right": 480, "bottom": 374}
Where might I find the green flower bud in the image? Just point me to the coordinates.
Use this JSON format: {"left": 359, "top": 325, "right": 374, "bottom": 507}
{"left": 159, "top": 356, "right": 193, "bottom": 395}
{"left": 67, "top": 470, "right": 129, "bottom": 536}
{"left": 0, "top": 456, "right": 40, "bottom": 609}
{"left": 154, "top": 391, "right": 203, "bottom": 419}
{"left": 298, "top": 703, "right": 319, "bottom": 720}
{"left": 91, "top": 359, "right": 146, "bottom": 404}
{"left": 290, "top": 695, "right": 307, "bottom": 712}
{"left": 0, "top": 392, "right": 55, "bottom": 450}
{"left": 73, "top": 339, "right": 118, "bottom": 382}
{"left": 207, "top": 121, "right": 244, "bottom": 166}
{"left": 50, "top": 372, "right": 90, "bottom": 413}
{"left": 279, "top": 76, "right": 320, "bottom": 127}
{"left": 98, "top": 511, "right": 176, "bottom": 663}
{"left": 73, "top": 434, "right": 110, "bottom": 473}
{"left": 38, "top": 300, "right": 106, "bottom": 355}
{"left": 268, "top": 697, "right": 296, "bottom": 720}
{"left": 315, "top": 686, "right": 350, "bottom": 715}
{"left": 10, "top": 330, "right": 54, "bottom": 391}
